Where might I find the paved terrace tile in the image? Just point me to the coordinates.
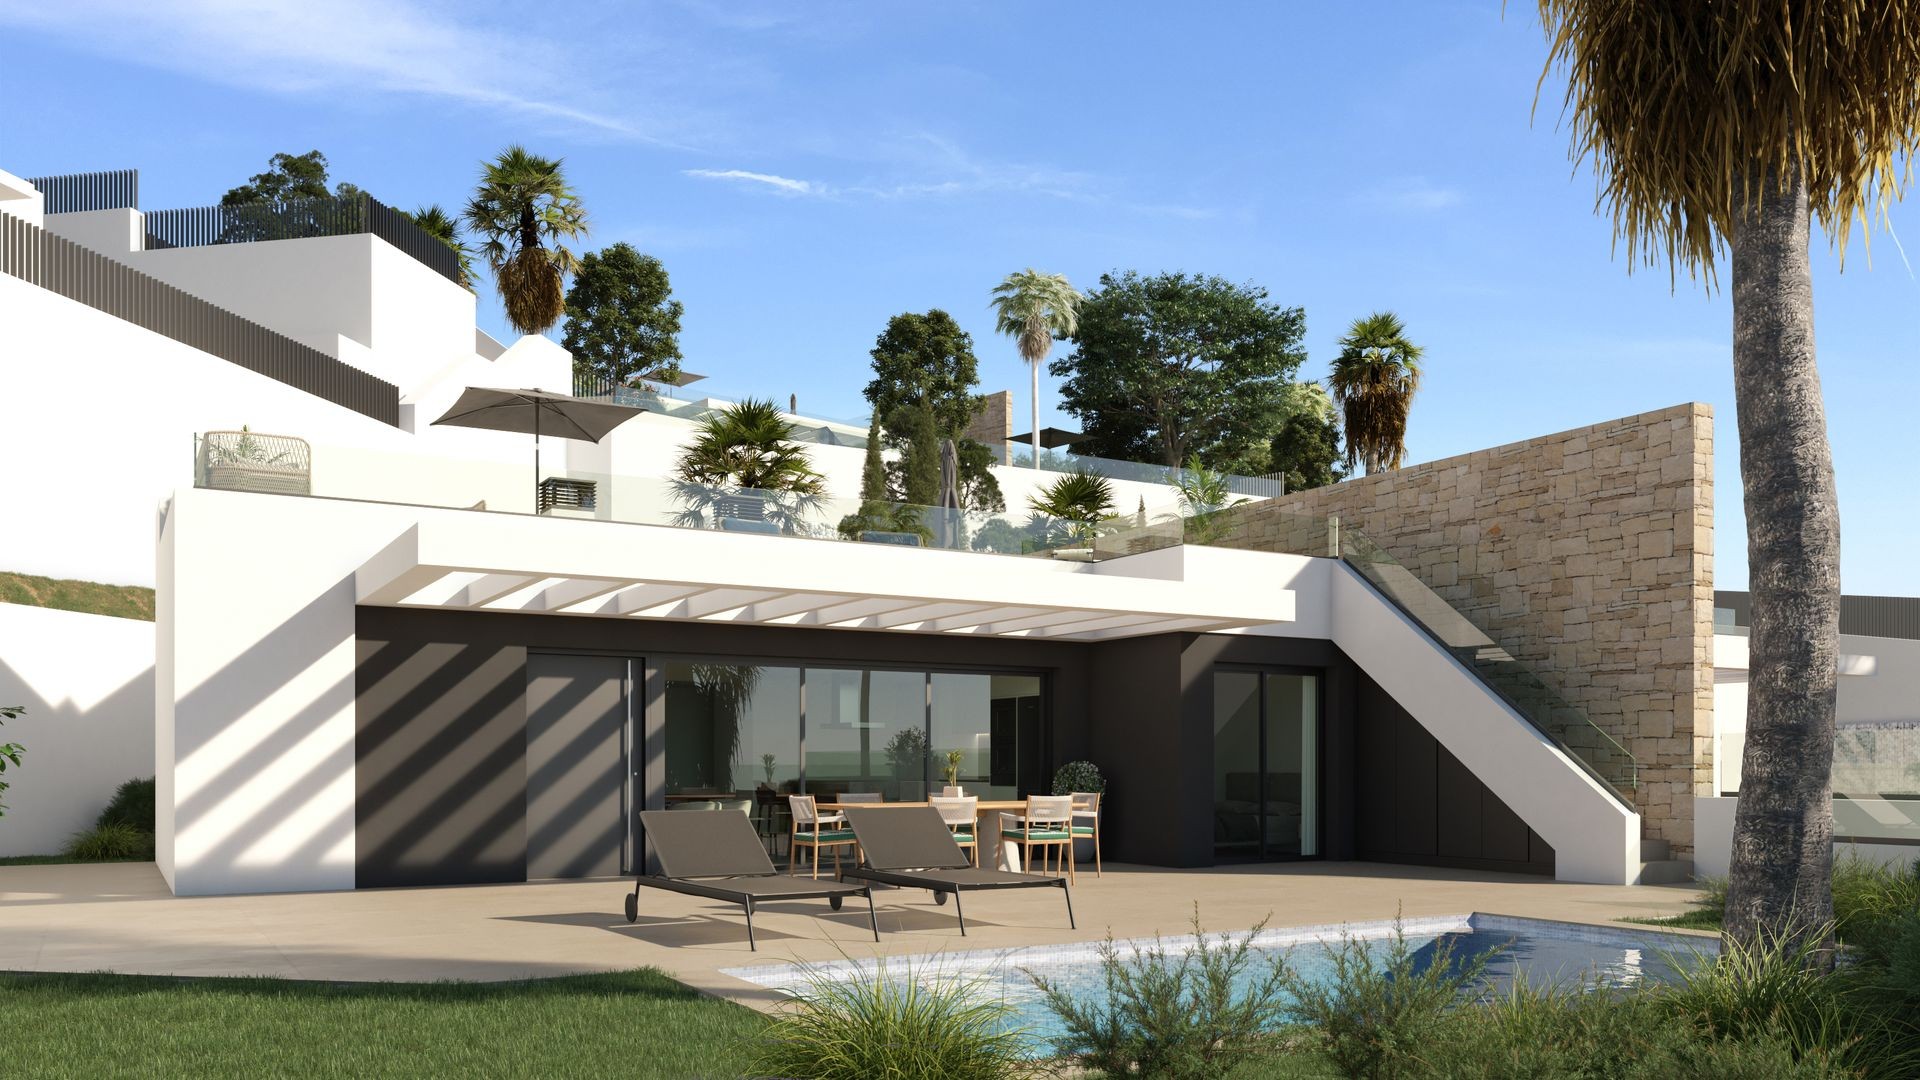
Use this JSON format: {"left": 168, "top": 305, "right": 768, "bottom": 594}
{"left": 0, "top": 861, "right": 1708, "bottom": 1008}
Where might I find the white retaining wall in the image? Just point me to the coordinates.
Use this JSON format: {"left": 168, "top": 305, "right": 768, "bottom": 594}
{"left": 0, "top": 603, "right": 155, "bottom": 857}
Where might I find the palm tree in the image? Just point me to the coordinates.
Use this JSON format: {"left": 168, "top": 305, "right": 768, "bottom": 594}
{"left": 404, "top": 205, "right": 475, "bottom": 289}
{"left": 1029, "top": 469, "right": 1115, "bottom": 545}
{"left": 1534, "top": 3, "right": 1920, "bottom": 960}
{"left": 672, "top": 399, "right": 826, "bottom": 532}
{"left": 1327, "top": 312, "right": 1423, "bottom": 475}
{"left": 463, "top": 146, "right": 587, "bottom": 335}
{"left": 1174, "top": 456, "right": 1247, "bottom": 544}
{"left": 990, "top": 269, "right": 1083, "bottom": 469}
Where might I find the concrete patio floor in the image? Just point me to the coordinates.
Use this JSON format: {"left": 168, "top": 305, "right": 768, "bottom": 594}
{"left": 0, "top": 860, "right": 1708, "bottom": 1008}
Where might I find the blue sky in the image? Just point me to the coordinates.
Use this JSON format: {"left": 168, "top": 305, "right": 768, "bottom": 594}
{"left": 4, "top": 1, "right": 1916, "bottom": 593}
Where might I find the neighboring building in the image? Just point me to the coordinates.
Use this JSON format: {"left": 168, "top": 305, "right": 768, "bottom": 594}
{"left": 4, "top": 164, "right": 1736, "bottom": 895}
{"left": 1697, "top": 591, "right": 1920, "bottom": 874}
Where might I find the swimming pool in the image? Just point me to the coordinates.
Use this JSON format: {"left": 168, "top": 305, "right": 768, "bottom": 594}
{"left": 724, "top": 913, "right": 1718, "bottom": 1055}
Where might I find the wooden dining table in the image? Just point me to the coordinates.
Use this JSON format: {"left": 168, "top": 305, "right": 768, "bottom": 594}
{"left": 814, "top": 799, "right": 1041, "bottom": 871}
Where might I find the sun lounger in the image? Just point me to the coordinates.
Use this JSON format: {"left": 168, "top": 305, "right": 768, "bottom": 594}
{"left": 625, "top": 808, "right": 878, "bottom": 950}
{"left": 838, "top": 805, "right": 1075, "bottom": 935}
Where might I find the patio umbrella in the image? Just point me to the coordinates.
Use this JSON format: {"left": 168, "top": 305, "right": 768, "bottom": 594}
{"left": 431, "top": 387, "right": 642, "bottom": 502}
{"left": 937, "top": 437, "right": 963, "bottom": 548}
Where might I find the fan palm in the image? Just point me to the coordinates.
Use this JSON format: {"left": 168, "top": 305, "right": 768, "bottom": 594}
{"left": 1535, "top": 1, "right": 1920, "bottom": 959}
{"left": 463, "top": 146, "right": 587, "bottom": 335}
{"left": 1174, "top": 456, "right": 1247, "bottom": 544}
{"left": 1028, "top": 469, "right": 1115, "bottom": 545}
{"left": 1327, "top": 312, "right": 1423, "bottom": 475}
{"left": 672, "top": 399, "right": 826, "bottom": 533}
{"left": 990, "top": 269, "right": 1082, "bottom": 469}
{"left": 404, "top": 205, "right": 475, "bottom": 289}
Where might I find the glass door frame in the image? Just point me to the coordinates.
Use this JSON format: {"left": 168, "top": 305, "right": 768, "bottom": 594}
{"left": 1213, "top": 662, "right": 1327, "bottom": 863}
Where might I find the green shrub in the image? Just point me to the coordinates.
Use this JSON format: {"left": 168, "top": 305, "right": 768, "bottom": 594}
{"left": 1051, "top": 760, "right": 1105, "bottom": 796}
{"left": 1830, "top": 857, "right": 1920, "bottom": 962}
{"left": 1420, "top": 981, "right": 1847, "bottom": 1079}
{"left": 1280, "top": 920, "right": 1496, "bottom": 1080}
{"left": 748, "top": 958, "right": 1035, "bottom": 1080}
{"left": 96, "top": 776, "right": 155, "bottom": 834}
{"left": 1654, "top": 925, "right": 1916, "bottom": 1078}
{"left": 1030, "top": 909, "right": 1292, "bottom": 1079}
{"left": 63, "top": 821, "right": 152, "bottom": 861}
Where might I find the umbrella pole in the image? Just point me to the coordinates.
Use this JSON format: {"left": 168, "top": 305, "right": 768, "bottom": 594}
{"left": 534, "top": 403, "right": 541, "bottom": 513}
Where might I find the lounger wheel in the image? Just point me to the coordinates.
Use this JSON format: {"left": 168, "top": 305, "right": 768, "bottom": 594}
{"left": 829, "top": 895, "right": 844, "bottom": 911}
{"left": 934, "top": 890, "right": 949, "bottom": 906}
{"left": 624, "top": 892, "right": 638, "bottom": 923}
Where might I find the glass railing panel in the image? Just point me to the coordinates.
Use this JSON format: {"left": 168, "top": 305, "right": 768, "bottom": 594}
{"left": 992, "top": 444, "right": 1285, "bottom": 498}
{"left": 190, "top": 434, "right": 1195, "bottom": 563}
{"left": 1334, "top": 525, "right": 1640, "bottom": 794}
{"left": 1833, "top": 724, "right": 1920, "bottom": 800}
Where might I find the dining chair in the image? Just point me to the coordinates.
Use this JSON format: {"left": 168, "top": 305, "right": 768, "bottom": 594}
{"left": 1000, "top": 794, "right": 1076, "bottom": 881}
{"left": 787, "top": 794, "right": 857, "bottom": 878}
{"left": 929, "top": 795, "right": 980, "bottom": 866}
{"left": 1069, "top": 791, "right": 1103, "bottom": 877}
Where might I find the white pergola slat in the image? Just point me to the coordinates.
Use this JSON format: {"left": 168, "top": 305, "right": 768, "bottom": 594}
{"left": 352, "top": 519, "right": 1295, "bottom": 642}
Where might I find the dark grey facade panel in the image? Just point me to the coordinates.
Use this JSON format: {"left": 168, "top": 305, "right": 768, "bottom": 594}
{"left": 1354, "top": 674, "right": 1553, "bottom": 876}
{"left": 525, "top": 653, "right": 628, "bottom": 880}
{"left": 353, "top": 607, "right": 1554, "bottom": 885}
{"left": 1716, "top": 589, "right": 1920, "bottom": 641}
{"left": 354, "top": 636, "right": 528, "bottom": 888}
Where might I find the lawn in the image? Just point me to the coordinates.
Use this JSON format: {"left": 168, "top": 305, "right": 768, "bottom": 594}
{"left": 0, "top": 853, "right": 148, "bottom": 866}
{"left": 0, "top": 569, "right": 156, "bottom": 620}
{"left": 0, "top": 968, "right": 769, "bottom": 1080}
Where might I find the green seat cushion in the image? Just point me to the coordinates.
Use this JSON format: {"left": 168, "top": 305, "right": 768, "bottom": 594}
{"left": 1003, "top": 829, "right": 1074, "bottom": 841}
{"left": 950, "top": 832, "right": 974, "bottom": 842}
{"left": 794, "top": 830, "right": 857, "bottom": 843}
{"left": 1071, "top": 825, "right": 1095, "bottom": 835}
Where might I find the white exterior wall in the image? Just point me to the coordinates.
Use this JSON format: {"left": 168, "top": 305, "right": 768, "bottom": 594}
{"left": 124, "top": 235, "right": 478, "bottom": 395}
{"left": 0, "top": 604, "right": 155, "bottom": 857}
{"left": 0, "top": 274, "right": 555, "bottom": 586}
{"left": 0, "top": 168, "right": 44, "bottom": 226}
{"left": 41, "top": 207, "right": 143, "bottom": 255}
{"left": 160, "top": 488, "right": 1638, "bottom": 893}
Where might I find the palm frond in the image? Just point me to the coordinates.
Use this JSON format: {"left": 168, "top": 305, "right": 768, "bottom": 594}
{"left": 1536, "top": 0, "right": 1920, "bottom": 280}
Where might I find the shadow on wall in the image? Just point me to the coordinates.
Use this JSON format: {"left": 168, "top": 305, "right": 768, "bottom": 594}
{"left": 169, "top": 580, "right": 360, "bottom": 893}
{"left": 0, "top": 645, "right": 153, "bottom": 857}
{"left": 354, "top": 636, "right": 529, "bottom": 888}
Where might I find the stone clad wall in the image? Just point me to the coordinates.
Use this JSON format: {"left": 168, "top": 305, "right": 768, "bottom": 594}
{"left": 1217, "top": 403, "right": 1715, "bottom": 855}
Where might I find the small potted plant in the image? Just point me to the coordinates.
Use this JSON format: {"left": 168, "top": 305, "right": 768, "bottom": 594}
{"left": 941, "top": 750, "right": 966, "bottom": 796}
{"left": 761, "top": 753, "right": 777, "bottom": 787}
{"left": 1052, "top": 760, "right": 1107, "bottom": 864}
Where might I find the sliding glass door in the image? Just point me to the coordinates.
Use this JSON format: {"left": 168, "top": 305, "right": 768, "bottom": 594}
{"left": 656, "top": 660, "right": 1046, "bottom": 862}
{"left": 1212, "top": 667, "right": 1321, "bottom": 861}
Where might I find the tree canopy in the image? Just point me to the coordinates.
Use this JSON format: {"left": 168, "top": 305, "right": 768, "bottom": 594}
{"left": 1268, "top": 382, "right": 1347, "bottom": 493}
{"left": 863, "top": 310, "right": 1003, "bottom": 511}
{"left": 1051, "top": 271, "right": 1307, "bottom": 475}
{"left": 562, "top": 243, "right": 684, "bottom": 388}
{"left": 864, "top": 310, "right": 985, "bottom": 438}
{"left": 221, "top": 150, "right": 361, "bottom": 206}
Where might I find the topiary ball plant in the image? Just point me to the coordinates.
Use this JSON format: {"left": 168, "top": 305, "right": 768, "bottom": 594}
{"left": 1052, "top": 760, "right": 1106, "bottom": 796}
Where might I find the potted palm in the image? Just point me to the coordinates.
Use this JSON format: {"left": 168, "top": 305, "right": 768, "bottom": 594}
{"left": 671, "top": 399, "right": 827, "bottom": 534}
{"left": 941, "top": 750, "right": 966, "bottom": 797}
{"left": 1027, "top": 469, "right": 1117, "bottom": 554}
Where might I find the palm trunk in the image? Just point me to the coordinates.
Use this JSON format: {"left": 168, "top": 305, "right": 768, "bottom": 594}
{"left": 1031, "top": 360, "right": 1042, "bottom": 470}
{"left": 1722, "top": 165, "right": 1841, "bottom": 964}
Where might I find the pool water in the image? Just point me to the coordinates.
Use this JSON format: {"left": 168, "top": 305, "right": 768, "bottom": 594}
{"left": 724, "top": 913, "right": 1717, "bottom": 1055}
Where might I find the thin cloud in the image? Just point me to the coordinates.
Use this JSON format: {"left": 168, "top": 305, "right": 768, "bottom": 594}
{"left": 0, "top": 0, "right": 686, "bottom": 145}
{"left": 1358, "top": 178, "right": 1465, "bottom": 212}
{"left": 683, "top": 169, "right": 823, "bottom": 196}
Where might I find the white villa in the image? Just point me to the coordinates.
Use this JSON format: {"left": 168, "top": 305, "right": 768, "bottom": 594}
{"left": 2, "top": 164, "right": 1911, "bottom": 900}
